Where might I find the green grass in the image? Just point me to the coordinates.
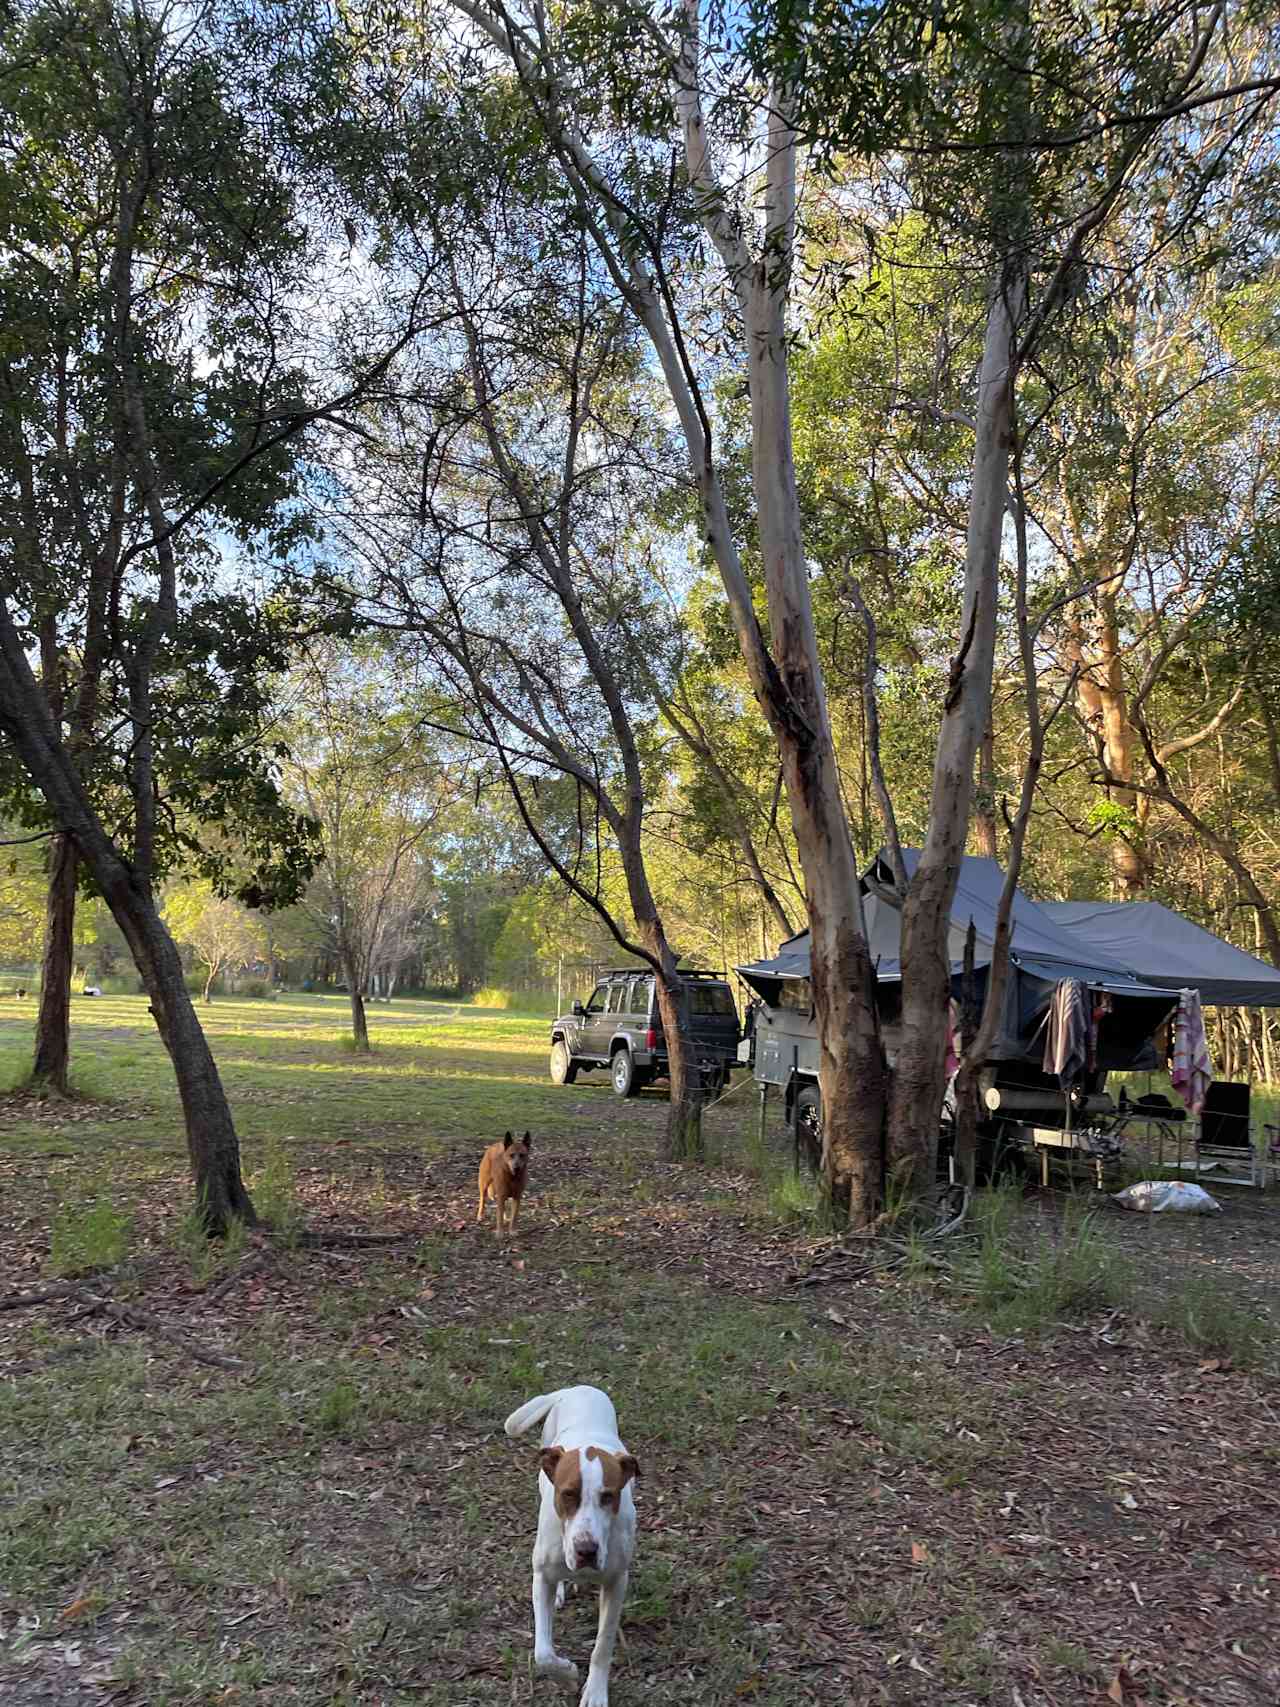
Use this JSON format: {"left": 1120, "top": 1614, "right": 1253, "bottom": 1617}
{"left": 1155, "top": 1269, "right": 1273, "bottom": 1364}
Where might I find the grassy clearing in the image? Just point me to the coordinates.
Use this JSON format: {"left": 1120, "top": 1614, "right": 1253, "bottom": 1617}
{"left": 1, "top": 996, "right": 1279, "bottom": 1706}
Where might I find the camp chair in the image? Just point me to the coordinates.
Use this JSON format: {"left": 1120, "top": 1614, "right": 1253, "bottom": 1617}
{"left": 1195, "top": 1081, "right": 1261, "bottom": 1187}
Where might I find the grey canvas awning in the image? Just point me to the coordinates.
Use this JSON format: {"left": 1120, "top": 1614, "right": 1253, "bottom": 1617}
{"left": 1041, "top": 900, "right": 1280, "bottom": 1007}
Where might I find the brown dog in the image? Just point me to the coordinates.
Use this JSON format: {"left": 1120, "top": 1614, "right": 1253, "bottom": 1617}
{"left": 476, "top": 1130, "right": 532, "bottom": 1240}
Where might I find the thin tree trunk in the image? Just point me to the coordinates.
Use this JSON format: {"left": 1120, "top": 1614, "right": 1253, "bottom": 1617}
{"left": 32, "top": 833, "right": 76, "bottom": 1093}
{"left": 646, "top": 939, "right": 704, "bottom": 1162}
{"left": 889, "top": 262, "right": 1025, "bottom": 1198}
{"left": 203, "top": 964, "right": 217, "bottom": 1003}
{"left": 341, "top": 946, "right": 370, "bottom": 1050}
{"left": 0, "top": 628, "right": 256, "bottom": 1233}
{"left": 737, "top": 156, "right": 886, "bottom": 1223}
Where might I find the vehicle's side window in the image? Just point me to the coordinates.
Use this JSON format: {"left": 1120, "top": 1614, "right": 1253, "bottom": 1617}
{"left": 627, "top": 977, "right": 647, "bottom": 1014}
{"left": 608, "top": 982, "right": 626, "bottom": 1015}
{"left": 584, "top": 984, "right": 608, "bottom": 1014}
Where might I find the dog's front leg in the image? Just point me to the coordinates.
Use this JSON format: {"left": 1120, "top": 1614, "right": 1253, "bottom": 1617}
{"left": 579, "top": 1570, "right": 628, "bottom": 1707}
{"left": 532, "top": 1569, "right": 578, "bottom": 1692}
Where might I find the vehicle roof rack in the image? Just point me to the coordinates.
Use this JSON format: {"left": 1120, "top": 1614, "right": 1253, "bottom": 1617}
{"left": 597, "top": 966, "right": 727, "bottom": 979}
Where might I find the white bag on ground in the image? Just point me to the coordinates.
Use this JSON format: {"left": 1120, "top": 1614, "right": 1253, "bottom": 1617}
{"left": 1113, "top": 1180, "right": 1222, "bottom": 1214}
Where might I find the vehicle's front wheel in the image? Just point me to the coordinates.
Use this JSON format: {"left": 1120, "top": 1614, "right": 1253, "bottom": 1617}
{"left": 550, "top": 1039, "right": 578, "bottom": 1086}
{"left": 611, "top": 1048, "right": 638, "bottom": 1098}
{"left": 794, "top": 1082, "right": 823, "bottom": 1174}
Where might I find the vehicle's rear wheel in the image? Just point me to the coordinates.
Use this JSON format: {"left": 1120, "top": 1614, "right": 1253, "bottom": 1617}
{"left": 550, "top": 1039, "right": 578, "bottom": 1085}
{"left": 794, "top": 1082, "right": 823, "bottom": 1174}
{"left": 611, "top": 1048, "right": 637, "bottom": 1098}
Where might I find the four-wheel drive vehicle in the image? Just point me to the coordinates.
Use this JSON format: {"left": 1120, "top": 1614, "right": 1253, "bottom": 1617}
{"left": 549, "top": 969, "right": 741, "bottom": 1097}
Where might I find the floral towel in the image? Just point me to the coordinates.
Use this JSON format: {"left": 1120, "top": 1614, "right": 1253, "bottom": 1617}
{"left": 1171, "top": 987, "right": 1211, "bottom": 1116}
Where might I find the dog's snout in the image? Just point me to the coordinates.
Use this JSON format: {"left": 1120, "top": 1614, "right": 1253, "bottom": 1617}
{"left": 574, "top": 1540, "right": 599, "bottom": 1567}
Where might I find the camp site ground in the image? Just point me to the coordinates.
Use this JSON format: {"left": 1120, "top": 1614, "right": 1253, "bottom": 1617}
{"left": 2, "top": 992, "right": 1278, "bottom": 1707}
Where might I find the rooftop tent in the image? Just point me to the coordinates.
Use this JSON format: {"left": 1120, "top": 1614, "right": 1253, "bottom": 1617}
{"left": 1041, "top": 900, "right": 1280, "bottom": 1008}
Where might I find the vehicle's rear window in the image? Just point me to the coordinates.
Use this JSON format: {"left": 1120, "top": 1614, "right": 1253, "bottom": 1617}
{"left": 689, "top": 985, "right": 737, "bottom": 1017}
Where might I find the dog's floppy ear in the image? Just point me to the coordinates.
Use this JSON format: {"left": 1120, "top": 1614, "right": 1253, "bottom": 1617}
{"left": 503, "top": 1131, "right": 513, "bottom": 1149}
{"left": 618, "top": 1454, "right": 640, "bottom": 1486}
{"left": 540, "top": 1446, "right": 564, "bottom": 1479}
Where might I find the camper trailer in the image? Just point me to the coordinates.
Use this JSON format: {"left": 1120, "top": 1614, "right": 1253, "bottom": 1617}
{"left": 736, "top": 851, "right": 1274, "bottom": 1177}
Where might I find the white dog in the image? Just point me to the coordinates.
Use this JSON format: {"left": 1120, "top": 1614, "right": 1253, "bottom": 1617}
{"left": 505, "top": 1385, "right": 639, "bottom": 1707}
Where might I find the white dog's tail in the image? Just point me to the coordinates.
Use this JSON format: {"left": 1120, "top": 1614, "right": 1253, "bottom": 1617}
{"left": 504, "top": 1389, "right": 567, "bottom": 1439}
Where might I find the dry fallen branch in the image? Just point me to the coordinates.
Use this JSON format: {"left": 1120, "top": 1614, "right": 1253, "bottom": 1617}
{"left": 792, "top": 1187, "right": 972, "bottom": 1286}
{"left": 72, "top": 1288, "right": 250, "bottom": 1371}
{"left": 201, "top": 1250, "right": 277, "bottom": 1306}
{"left": 292, "top": 1228, "right": 418, "bottom": 1249}
{"left": 0, "top": 1282, "right": 248, "bottom": 1371}
{"left": 0, "top": 1282, "right": 78, "bottom": 1311}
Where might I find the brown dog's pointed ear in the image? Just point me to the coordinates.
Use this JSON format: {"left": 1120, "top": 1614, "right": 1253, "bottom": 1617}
{"left": 618, "top": 1454, "right": 640, "bottom": 1486}
{"left": 523, "top": 1131, "right": 532, "bottom": 1147}
{"left": 540, "top": 1447, "right": 564, "bottom": 1479}
{"left": 503, "top": 1131, "right": 513, "bottom": 1149}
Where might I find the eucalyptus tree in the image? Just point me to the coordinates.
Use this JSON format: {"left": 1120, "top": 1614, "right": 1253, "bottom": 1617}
{"left": 1029, "top": 218, "right": 1280, "bottom": 919}
{"left": 746, "top": 0, "right": 1279, "bottom": 1193}
{"left": 0, "top": 0, "right": 401, "bottom": 1228}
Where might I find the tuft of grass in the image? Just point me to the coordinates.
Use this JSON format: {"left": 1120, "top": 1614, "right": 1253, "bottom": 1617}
{"left": 174, "top": 1202, "right": 248, "bottom": 1282}
{"left": 250, "top": 1135, "right": 303, "bottom": 1245}
{"left": 315, "top": 1379, "right": 361, "bottom": 1435}
{"left": 763, "top": 1165, "right": 823, "bottom": 1225}
{"left": 1041, "top": 1636, "right": 1098, "bottom": 1680}
{"left": 963, "top": 1186, "right": 1133, "bottom": 1335}
{"left": 46, "top": 1178, "right": 132, "bottom": 1277}
{"left": 1156, "top": 1270, "right": 1272, "bottom": 1366}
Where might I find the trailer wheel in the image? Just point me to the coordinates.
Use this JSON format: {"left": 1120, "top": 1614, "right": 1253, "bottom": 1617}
{"left": 794, "top": 1082, "right": 823, "bottom": 1174}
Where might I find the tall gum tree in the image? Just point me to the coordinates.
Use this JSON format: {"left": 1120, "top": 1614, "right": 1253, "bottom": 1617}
{"left": 420, "top": 0, "right": 886, "bottom": 1216}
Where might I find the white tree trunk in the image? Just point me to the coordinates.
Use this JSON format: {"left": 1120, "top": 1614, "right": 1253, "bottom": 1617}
{"left": 888, "top": 262, "right": 1025, "bottom": 1191}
